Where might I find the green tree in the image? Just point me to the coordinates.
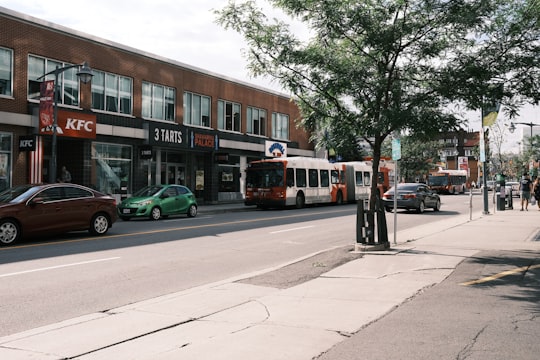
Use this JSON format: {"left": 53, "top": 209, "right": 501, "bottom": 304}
{"left": 382, "top": 136, "right": 442, "bottom": 182}
{"left": 216, "top": 0, "right": 540, "bottom": 212}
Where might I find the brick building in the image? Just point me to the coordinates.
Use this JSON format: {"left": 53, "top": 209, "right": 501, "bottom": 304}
{"left": 0, "top": 7, "right": 315, "bottom": 203}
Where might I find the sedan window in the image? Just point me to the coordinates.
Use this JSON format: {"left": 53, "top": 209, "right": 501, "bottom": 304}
{"left": 38, "top": 187, "right": 63, "bottom": 201}
{"left": 64, "top": 186, "right": 93, "bottom": 199}
{"left": 164, "top": 187, "right": 178, "bottom": 197}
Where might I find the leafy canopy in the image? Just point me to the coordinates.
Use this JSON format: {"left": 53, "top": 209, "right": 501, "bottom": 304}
{"left": 216, "top": 0, "right": 540, "bottom": 208}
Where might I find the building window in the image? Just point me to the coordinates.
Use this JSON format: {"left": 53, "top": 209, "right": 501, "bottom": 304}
{"left": 27, "top": 55, "right": 81, "bottom": 106}
{"left": 0, "top": 47, "right": 13, "bottom": 97}
{"left": 142, "top": 82, "right": 175, "bottom": 121}
{"left": 0, "top": 132, "right": 12, "bottom": 191}
{"left": 91, "top": 142, "right": 132, "bottom": 196}
{"left": 183, "top": 91, "right": 211, "bottom": 127}
{"left": 247, "top": 107, "right": 266, "bottom": 136}
{"left": 91, "top": 70, "right": 132, "bottom": 115}
{"left": 217, "top": 100, "right": 241, "bottom": 132}
{"left": 272, "top": 112, "right": 289, "bottom": 140}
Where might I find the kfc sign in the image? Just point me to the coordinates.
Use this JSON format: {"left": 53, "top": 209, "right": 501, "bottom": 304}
{"left": 19, "top": 135, "right": 36, "bottom": 152}
{"left": 39, "top": 110, "right": 96, "bottom": 139}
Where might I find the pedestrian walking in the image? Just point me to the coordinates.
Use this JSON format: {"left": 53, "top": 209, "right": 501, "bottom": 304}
{"left": 59, "top": 166, "right": 72, "bottom": 183}
{"left": 519, "top": 173, "right": 533, "bottom": 211}
{"left": 533, "top": 176, "right": 540, "bottom": 211}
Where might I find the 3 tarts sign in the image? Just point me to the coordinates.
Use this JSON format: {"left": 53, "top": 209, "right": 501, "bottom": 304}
{"left": 39, "top": 110, "right": 97, "bottom": 139}
{"left": 147, "top": 122, "right": 219, "bottom": 152}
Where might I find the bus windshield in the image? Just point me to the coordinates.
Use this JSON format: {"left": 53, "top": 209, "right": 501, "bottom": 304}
{"left": 428, "top": 175, "right": 448, "bottom": 186}
{"left": 246, "top": 164, "right": 284, "bottom": 188}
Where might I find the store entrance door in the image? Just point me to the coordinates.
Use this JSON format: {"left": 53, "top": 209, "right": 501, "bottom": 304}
{"left": 165, "top": 164, "right": 186, "bottom": 185}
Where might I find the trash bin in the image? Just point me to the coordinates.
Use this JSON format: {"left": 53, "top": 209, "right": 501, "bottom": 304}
{"left": 506, "top": 189, "right": 513, "bottom": 209}
{"left": 496, "top": 174, "right": 506, "bottom": 211}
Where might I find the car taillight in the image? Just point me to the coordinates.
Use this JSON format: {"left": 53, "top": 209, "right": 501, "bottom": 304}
{"left": 402, "top": 194, "right": 416, "bottom": 199}
{"left": 383, "top": 194, "right": 392, "bottom": 199}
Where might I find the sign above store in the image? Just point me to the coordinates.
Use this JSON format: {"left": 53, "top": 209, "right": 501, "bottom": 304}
{"left": 148, "top": 122, "right": 187, "bottom": 148}
{"left": 19, "top": 135, "right": 36, "bottom": 151}
{"left": 39, "top": 110, "right": 97, "bottom": 139}
{"left": 265, "top": 140, "right": 287, "bottom": 157}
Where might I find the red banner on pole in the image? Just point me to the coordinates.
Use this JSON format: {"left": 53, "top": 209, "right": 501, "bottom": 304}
{"left": 39, "top": 80, "right": 54, "bottom": 132}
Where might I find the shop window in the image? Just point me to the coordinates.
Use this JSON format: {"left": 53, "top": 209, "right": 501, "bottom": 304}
{"left": 272, "top": 112, "right": 289, "bottom": 140}
{"left": 91, "top": 70, "right": 132, "bottom": 115}
{"left": 247, "top": 107, "right": 266, "bottom": 136}
{"left": 218, "top": 100, "right": 241, "bottom": 132}
{"left": 27, "top": 55, "right": 80, "bottom": 106}
{"left": 184, "top": 91, "right": 211, "bottom": 127}
{"left": 142, "top": 82, "right": 175, "bottom": 121}
{"left": 0, "top": 47, "right": 13, "bottom": 97}
{"left": 0, "top": 133, "right": 12, "bottom": 191}
{"left": 91, "top": 142, "right": 132, "bottom": 195}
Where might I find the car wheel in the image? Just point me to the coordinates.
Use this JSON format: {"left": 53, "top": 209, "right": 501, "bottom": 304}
{"left": 89, "top": 213, "right": 110, "bottom": 236}
{"left": 150, "top": 207, "right": 161, "bottom": 220}
{"left": 433, "top": 199, "right": 441, "bottom": 212}
{"left": 295, "top": 193, "right": 305, "bottom": 209}
{"left": 416, "top": 201, "right": 425, "bottom": 213}
{"left": 187, "top": 204, "right": 197, "bottom": 218}
{"left": 0, "top": 219, "right": 20, "bottom": 246}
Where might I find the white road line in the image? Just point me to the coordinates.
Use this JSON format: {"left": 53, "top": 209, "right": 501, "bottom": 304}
{"left": 270, "top": 226, "right": 315, "bottom": 234}
{"left": 0, "top": 257, "right": 121, "bottom": 278}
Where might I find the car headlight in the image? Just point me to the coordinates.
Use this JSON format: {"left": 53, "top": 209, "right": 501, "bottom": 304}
{"left": 135, "top": 199, "right": 153, "bottom": 206}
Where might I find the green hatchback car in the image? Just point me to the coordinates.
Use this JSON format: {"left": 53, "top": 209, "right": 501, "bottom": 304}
{"left": 117, "top": 184, "right": 198, "bottom": 221}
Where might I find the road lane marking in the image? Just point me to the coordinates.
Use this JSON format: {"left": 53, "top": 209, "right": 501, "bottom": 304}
{"left": 0, "top": 208, "right": 354, "bottom": 250}
{"left": 0, "top": 257, "right": 121, "bottom": 278}
{"left": 460, "top": 264, "right": 540, "bottom": 286}
{"left": 270, "top": 226, "right": 315, "bottom": 234}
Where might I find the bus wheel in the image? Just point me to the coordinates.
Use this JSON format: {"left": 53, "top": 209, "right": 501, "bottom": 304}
{"left": 295, "top": 193, "right": 305, "bottom": 209}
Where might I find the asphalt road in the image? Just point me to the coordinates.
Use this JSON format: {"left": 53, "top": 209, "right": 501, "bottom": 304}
{"left": 0, "top": 194, "right": 483, "bottom": 337}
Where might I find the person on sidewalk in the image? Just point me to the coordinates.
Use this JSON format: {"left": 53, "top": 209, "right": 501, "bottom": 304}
{"left": 519, "top": 173, "right": 533, "bottom": 211}
{"left": 533, "top": 176, "right": 540, "bottom": 211}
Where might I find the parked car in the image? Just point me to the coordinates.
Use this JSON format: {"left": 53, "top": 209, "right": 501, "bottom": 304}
{"left": 0, "top": 183, "right": 117, "bottom": 246}
{"left": 117, "top": 184, "right": 198, "bottom": 221}
{"left": 505, "top": 181, "right": 520, "bottom": 198}
{"left": 382, "top": 183, "right": 441, "bottom": 213}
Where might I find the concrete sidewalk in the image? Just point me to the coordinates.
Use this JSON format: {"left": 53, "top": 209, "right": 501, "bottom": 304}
{"left": 1, "top": 208, "right": 539, "bottom": 359}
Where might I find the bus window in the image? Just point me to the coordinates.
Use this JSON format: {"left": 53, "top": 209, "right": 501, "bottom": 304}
{"left": 331, "top": 170, "right": 339, "bottom": 184}
{"left": 356, "top": 171, "right": 363, "bottom": 186}
{"left": 320, "top": 170, "right": 329, "bottom": 187}
{"left": 286, "top": 168, "right": 294, "bottom": 187}
{"left": 364, "top": 172, "right": 371, "bottom": 186}
{"left": 309, "top": 169, "right": 319, "bottom": 187}
{"left": 296, "top": 168, "right": 307, "bottom": 187}
{"left": 340, "top": 170, "right": 346, "bottom": 184}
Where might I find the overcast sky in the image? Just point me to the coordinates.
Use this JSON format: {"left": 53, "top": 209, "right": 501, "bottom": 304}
{"left": 1, "top": 0, "right": 538, "bottom": 152}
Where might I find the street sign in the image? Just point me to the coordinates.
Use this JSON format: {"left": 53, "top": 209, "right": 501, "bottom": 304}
{"left": 392, "top": 138, "right": 401, "bottom": 161}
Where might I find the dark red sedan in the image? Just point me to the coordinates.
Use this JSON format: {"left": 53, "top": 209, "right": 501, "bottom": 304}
{"left": 0, "top": 183, "right": 118, "bottom": 246}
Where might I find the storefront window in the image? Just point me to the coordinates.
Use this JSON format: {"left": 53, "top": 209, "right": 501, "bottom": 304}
{"left": 91, "top": 142, "right": 132, "bottom": 195}
{"left": 0, "top": 133, "right": 11, "bottom": 191}
{"left": 218, "top": 155, "right": 240, "bottom": 192}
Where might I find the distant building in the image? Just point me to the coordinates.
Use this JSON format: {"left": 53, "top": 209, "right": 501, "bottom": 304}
{"left": 436, "top": 129, "right": 482, "bottom": 185}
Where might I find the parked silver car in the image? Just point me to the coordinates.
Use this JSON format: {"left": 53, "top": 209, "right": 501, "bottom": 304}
{"left": 382, "top": 183, "right": 441, "bottom": 213}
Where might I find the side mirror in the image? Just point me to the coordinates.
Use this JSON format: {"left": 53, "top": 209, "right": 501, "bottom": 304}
{"left": 29, "top": 197, "right": 45, "bottom": 206}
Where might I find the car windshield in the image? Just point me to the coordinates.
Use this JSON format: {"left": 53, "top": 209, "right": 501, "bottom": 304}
{"left": 0, "top": 185, "right": 39, "bottom": 203}
{"left": 390, "top": 184, "right": 419, "bottom": 192}
{"left": 133, "top": 185, "right": 164, "bottom": 197}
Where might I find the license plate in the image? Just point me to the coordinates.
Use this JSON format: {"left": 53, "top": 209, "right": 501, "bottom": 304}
{"left": 122, "top": 208, "right": 130, "bottom": 214}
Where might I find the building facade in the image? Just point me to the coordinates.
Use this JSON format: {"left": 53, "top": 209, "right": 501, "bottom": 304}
{"left": 0, "top": 7, "right": 315, "bottom": 203}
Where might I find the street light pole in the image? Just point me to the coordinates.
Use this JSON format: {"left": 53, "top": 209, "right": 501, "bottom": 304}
{"left": 509, "top": 121, "right": 540, "bottom": 152}
{"left": 38, "top": 62, "right": 93, "bottom": 183}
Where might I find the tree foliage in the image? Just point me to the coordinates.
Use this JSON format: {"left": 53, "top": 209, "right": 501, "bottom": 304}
{"left": 382, "top": 136, "right": 442, "bottom": 182}
{"left": 216, "top": 0, "right": 540, "bottom": 209}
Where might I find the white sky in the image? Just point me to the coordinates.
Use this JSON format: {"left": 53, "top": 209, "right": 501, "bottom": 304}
{"left": 1, "top": 0, "right": 538, "bottom": 153}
